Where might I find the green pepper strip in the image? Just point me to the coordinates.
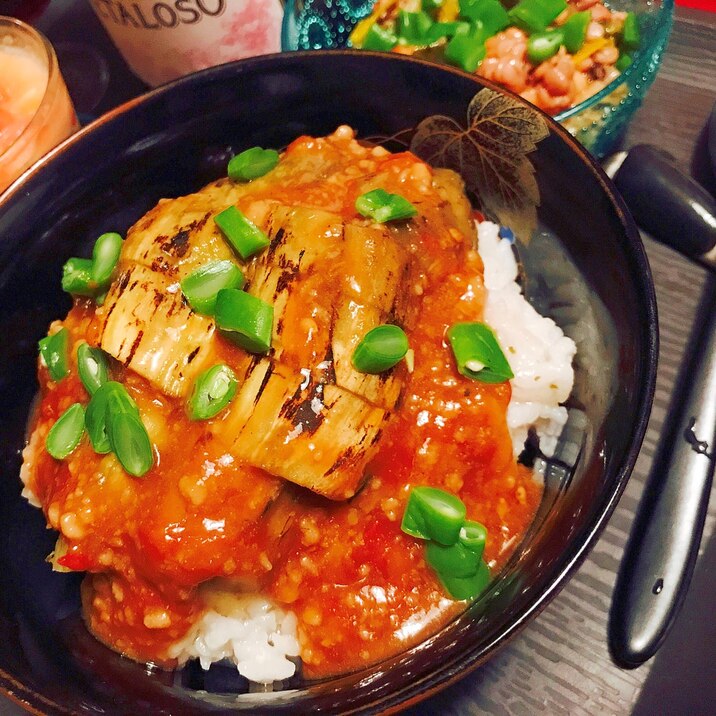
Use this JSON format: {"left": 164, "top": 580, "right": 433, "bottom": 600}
{"left": 445, "top": 24, "right": 487, "bottom": 73}
{"left": 459, "top": 0, "right": 510, "bottom": 37}
{"left": 509, "top": 0, "right": 567, "bottom": 34}
{"left": 362, "top": 23, "right": 398, "bottom": 51}
{"left": 397, "top": 10, "right": 434, "bottom": 46}
{"left": 621, "top": 12, "right": 640, "bottom": 51}
{"left": 562, "top": 11, "right": 590, "bottom": 54}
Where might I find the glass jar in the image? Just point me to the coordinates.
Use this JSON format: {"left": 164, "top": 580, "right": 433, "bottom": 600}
{"left": 0, "top": 17, "right": 78, "bottom": 193}
{"left": 89, "top": 0, "right": 284, "bottom": 87}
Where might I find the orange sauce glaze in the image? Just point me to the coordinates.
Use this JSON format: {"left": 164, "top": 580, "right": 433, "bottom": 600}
{"left": 24, "top": 132, "right": 542, "bottom": 678}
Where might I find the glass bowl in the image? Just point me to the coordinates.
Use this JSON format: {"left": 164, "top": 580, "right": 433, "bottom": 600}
{"left": 0, "top": 17, "right": 78, "bottom": 193}
{"left": 281, "top": 0, "right": 674, "bottom": 157}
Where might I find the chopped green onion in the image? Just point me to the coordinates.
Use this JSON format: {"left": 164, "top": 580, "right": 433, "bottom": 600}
{"left": 401, "top": 486, "right": 467, "bottom": 545}
{"left": 107, "top": 411, "right": 154, "bottom": 477}
{"left": 352, "top": 324, "right": 409, "bottom": 374}
{"left": 562, "top": 11, "right": 590, "bottom": 54}
{"left": 181, "top": 260, "right": 245, "bottom": 316}
{"left": 355, "top": 188, "right": 417, "bottom": 223}
{"left": 459, "top": 520, "right": 487, "bottom": 558}
{"left": 423, "top": 0, "right": 444, "bottom": 10}
{"left": 228, "top": 147, "right": 280, "bottom": 182}
{"left": 46, "top": 403, "right": 85, "bottom": 459}
{"left": 447, "top": 322, "right": 513, "bottom": 383}
{"left": 91, "top": 232, "right": 123, "bottom": 287}
{"left": 437, "top": 559, "right": 491, "bottom": 600}
{"left": 445, "top": 25, "right": 487, "bottom": 73}
{"left": 188, "top": 364, "right": 238, "bottom": 420}
{"left": 397, "top": 10, "right": 434, "bottom": 45}
{"left": 426, "top": 540, "right": 481, "bottom": 578}
{"left": 38, "top": 328, "right": 70, "bottom": 382}
{"left": 361, "top": 23, "right": 398, "bottom": 51}
{"left": 85, "top": 381, "right": 140, "bottom": 456}
{"left": 621, "top": 12, "right": 640, "bottom": 51}
{"left": 85, "top": 386, "right": 112, "bottom": 454}
{"left": 616, "top": 52, "right": 633, "bottom": 72}
{"left": 527, "top": 29, "right": 564, "bottom": 65}
{"left": 215, "top": 205, "right": 270, "bottom": 260}
{"left": 61, "top": 257, "right": 96, "bottom": 297}
{"left": 459, "top": 0, "right": 510, "bottom": 36}
{"left": 77, "top": 343, "right": 110, "bottom": 396}
{"left": 215, "top": 288, "right": 274, "bottom": 354}
{"left": 509, "top": 0, "right": 567, "bottom": 34}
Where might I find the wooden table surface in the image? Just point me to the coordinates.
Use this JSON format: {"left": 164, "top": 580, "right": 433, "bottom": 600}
{"left": 4, "top": 3, "right": 715, "bottom": 714}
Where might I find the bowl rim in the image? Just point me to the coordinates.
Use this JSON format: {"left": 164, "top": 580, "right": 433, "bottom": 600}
{"left": 0, "top": 49, "right": 658, "bottom": 714}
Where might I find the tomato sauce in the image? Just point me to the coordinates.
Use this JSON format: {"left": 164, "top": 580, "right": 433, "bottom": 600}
{"left": 23, "top": 130, "right": 542, "bottom": 679}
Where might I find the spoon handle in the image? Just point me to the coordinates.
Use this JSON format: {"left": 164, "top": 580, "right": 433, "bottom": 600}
{"left": 608, "top": 273, "right": 716, "bottom": 667}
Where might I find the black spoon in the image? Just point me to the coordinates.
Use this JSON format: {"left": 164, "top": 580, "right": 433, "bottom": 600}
{"left": 603, "top": 105, "right": 716, "bottom": 667}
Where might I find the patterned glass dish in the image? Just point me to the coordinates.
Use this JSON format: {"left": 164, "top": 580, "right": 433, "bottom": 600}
{"left": 281, "top": 0, "right": 674, "bottom": 157}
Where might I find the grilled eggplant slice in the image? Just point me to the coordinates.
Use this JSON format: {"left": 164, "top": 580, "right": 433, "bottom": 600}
{"left": 97, "top": 262, "right": 217, "bottom": 397}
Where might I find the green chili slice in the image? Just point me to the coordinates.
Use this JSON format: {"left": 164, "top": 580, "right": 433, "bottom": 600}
{"left": 228, "top": 147, "right": 280, "bottom": 182}
{"left": 187, "top": 364, "right": 238, "bottom": 420}
{"left": 46, "top": 403, "right": 85, "bottom": 459}
{"left": 426, "top": 540, "right": 481, "bottom": 578}
{"left": 38, "top": 327, "right": 70, "bottom": 382}
{"left": 77, "top": 343, "right": 109, "bottom": 396}
{"left": 401, "top": 486, "right": 467, "bottom": 545}
{"left": 438, "top": 559, "right": 491, "bottom": 600}
{"left": 527, "top": 29, "right": 564, "bottom": 65}
{"left": 215, "top": 205, "right": 270, "bottom": 260}
{"left": 91, "top": 232, "right": 123, "bottom": 287}
{"left": 61, "top": 257, "right": 96, "bottom": 297}
{"left": 562, "top": 11, "right": 590, "bottom": 54}
{"left": 107, "top": 411, "right": 154, "bottom": 477}
{"left": 447, "top": 322, "right": 513, "bottom": 383}
{"left": 181, "top": 260, "right": 245, "bottom": 316}
{"left": 355, "top": 188, "right": 417, "bottom": 223}
{"left": 215, "top": 288, "right": 274, "bottom": 354}
{"left": 352, "top": 324, "right": 409, "bottom": 374}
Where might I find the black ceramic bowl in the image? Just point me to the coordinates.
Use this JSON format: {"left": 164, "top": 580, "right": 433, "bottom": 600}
{"left": 0, "top": 51, "right": 656, "bottom": 714}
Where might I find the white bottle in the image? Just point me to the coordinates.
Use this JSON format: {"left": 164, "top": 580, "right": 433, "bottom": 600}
{"left": 89, "top": 0, "right": 283, "bottom": 87}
